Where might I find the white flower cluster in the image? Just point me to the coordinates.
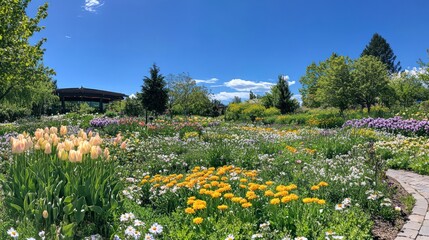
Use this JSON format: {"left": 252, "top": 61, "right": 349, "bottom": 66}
{"left": 117, "top": 213, "right": 162, "bottom": 240}
{"left": 335, "top": 197, "right": 351, "bottom": 210}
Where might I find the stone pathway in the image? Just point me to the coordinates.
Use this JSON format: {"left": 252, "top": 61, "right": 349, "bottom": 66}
{"left": 387, "top": 169, "right": 429, "bottom": 240}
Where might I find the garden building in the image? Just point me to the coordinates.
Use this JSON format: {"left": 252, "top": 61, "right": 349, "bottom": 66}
{"left": 56, "top": 87, "right": 127, "bottom": 113}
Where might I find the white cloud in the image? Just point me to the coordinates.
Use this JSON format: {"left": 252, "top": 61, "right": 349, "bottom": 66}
{"left": 224, "top": 79, "right": 275, "bottom": 92}
{"left": 129, "top": 94, "right": 137, "bottom": 99}
{"left": 223, "top": 78, "right": 295, "bottom": 92}
{"left": 281, "top": 75, "right": 296, "bottom": 86}
{"left": 211, "top": 91, "right": 250, "bottom": 101}
{"left": 292, "top": 94, "right": 302, "bottom": 104}
{"left": 84, "top": 0, "right": 104, "bottom": 12}
{"left": 65, "top": 35, "right": 72, "bottom": 39}
{"left": 194, "top": 78, "right": 219, "bottom": 84}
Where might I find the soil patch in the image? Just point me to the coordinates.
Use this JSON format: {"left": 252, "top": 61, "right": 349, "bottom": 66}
{"left": 372, "top": 176, "right": 413, "bottom": 240}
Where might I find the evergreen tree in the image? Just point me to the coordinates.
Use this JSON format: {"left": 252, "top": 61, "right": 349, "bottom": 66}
{"left": 361, "top": 33, "right": 401, "bottom": 73}
{"left": 418, "top": 50, "right": 429, "bottom": 84}
{"left": 232, "top": 96, "right": 242, "bottom": 104}
{"left": 249, "top": 91, "right": 257, "bottom": 100}
{"left": 141, "top": 64, "right": 168, "bottom": 118}
{"left": 273, "top": 75, "right": 294, "bottom": 114}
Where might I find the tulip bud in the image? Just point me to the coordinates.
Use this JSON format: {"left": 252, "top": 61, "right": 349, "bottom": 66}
{"left": 69, "top": 150, "right": 77, "bottom": 162}
{"left": 35, "top": 129, "right": 43, "bottom": 140}
{"left": 60, "top": 126, "right": 67, "bottom": 136}
{"left": 58, "top": 149, "right": 68, "bottom": 161}
{"left": 75, "top": 150, "right": 83, "bottom": 163}
{"left": 25, "top": 137, "right": 33, "bottom": 151}
{"left": 44, "top": 143, "right": 52, "bottom": 154}
{"left": 120, "top": 141, "right": 127, "bottom": 150}
{"left": 50, "top": 127, "right": 58, "bottom": 135}
{"left": 90, "top": 146, "right": 100, "bottom": 159}
{"left": 42, "top": 210, "right": 49, "bottom": 219}
{"left": 103, "top": 148, "right": 110, "bottom": 160}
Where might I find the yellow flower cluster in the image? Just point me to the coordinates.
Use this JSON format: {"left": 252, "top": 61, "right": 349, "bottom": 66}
{"left": 240, "top": 126, "right": 299, "bottom": 137}
{"left": 141, "top": 165, "right": 329, "bottom": 225}
{"left": 310, "top": 181, "right": 329, "bottom": 191}
{"left": 285, "top": 146, "right": 298, "bottom": 154}
{"left": 302, "top": 198, "right": 326, "bottom": 205}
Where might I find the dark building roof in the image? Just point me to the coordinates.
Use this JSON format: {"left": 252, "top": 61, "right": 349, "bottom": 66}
{"left": 56, "top": 87, "right": 127, "bottom": 103}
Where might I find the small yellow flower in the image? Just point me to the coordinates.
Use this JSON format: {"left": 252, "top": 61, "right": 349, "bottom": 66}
{"left": 264, "top": 190, "right": 274, "bottom": 197}
{"left": 193, "top": 217, "right": 203, "bottom": 224}
{"left": 211, "top": 191, "right": 222, "bottom": 198}
{"left": 241, "top": 202, "right": 252, "bottom": 208}
{"left": 311, "top": 185, "right": 320, "bottom": 191}
{"left": 211, "top": 181, "right": 219, "bottom": 187}
{"left": 224, "top": 193, "right": 234, "bottom": 199}
{"left": 185, "top": 207, "right": 195, "bottom": 214}
{"left": 240, "top": 178, "right": 248, "bottom": 183}
{"left": 270, "top": 198, "right": 281, "bottom": 205}
{"left": 265, "top": 181, "right": 274, "bottom": 186}
{"left": 318, "top": 181, "right": 329, "bottom": 187}
{"left": 217, "top": 204, "right": 228, "bottom": 210}
{"left": 317, "top": 199, "right": 326, "bottom": 205}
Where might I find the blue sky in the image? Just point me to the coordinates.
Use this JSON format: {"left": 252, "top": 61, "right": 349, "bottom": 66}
{"left": 28, "top": 0, "right": 429, "bottom": 103}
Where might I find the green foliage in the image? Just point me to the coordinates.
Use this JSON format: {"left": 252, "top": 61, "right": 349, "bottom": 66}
{"left": 316, "top": 55, "right": 353, "bottom": 113}
{"left": 417, "top": 50, "right": 429, "bottom": 86}
{"left": 167, "top": 73, "right": 212, "bottom": 116}
{"left": 0, "top": 104, "right": 31, "bottom": 122}
{"left": 361, "top": 33, "right": 401, "bottom": 73}
{"left": 78, "top": 102, "right": 95, "bottom": 114}
{"left": 242, "top": 103, "right": 265, "bottom": 118}
{"left": 351, "top": 55, "right": 390, "bottom": 112}
{"left": 389, "top": 71, "right": 428, "bottom": 107}
{"left": 264, "top": 107, "right": 281, "bottom": 116}
{"left": 141, "top": 64, "right": 169, "bottom": 115}
{"left": 226, "top": 102, "right": 275, "bottom": 121}
{"left": 124, "top": 95, "right": 144, "bottom": 116}
{"left": 272, "top": 75, "right": 296, "bottom": 114}
{"left": 0, "top": 0, "right": 57, "bottom": 117}
{"left": 249, "top": 91, "right": 257, "bottom": 100}
{"left": 299, "top": 58, "right": 330, "bottom": 108}
{"left": 106, "top": 100, "right": 126, "bottom": 115}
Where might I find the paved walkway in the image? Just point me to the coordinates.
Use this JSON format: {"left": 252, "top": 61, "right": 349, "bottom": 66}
{"left": 387, "top": 169, "right": 429, "bottom": 240}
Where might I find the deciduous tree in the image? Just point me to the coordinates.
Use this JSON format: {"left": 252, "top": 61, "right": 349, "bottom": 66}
{"left": 351, "top": 55, "right": 390, "bottom": 112}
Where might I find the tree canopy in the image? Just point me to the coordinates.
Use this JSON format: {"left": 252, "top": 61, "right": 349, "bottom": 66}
{"left": 351, "top": 55, "right": 390, "bottom": 112}
{"left": 361, "top": 33, "right": 401, "bottom": 73}
{"left": 272, "top": 75, "right": 296, "bottom": 114}
{"left": 315, "top": 55, "right": 353, "bottom": 113}
{"left": 167, "top": 73, "right": 212, "bottom": 116}
{"left": 141, "top": 64, "right": 168, "bottom": 115}
{"left": 0, "top": 0, "right": 57, "bottom": 120}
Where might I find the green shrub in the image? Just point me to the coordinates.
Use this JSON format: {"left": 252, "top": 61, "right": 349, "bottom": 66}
{"left": 264, "top": 107, "right": 281, "bottom": 116}
{"left": 0, "top": 105, "right": 31, "bottom": 122}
